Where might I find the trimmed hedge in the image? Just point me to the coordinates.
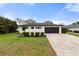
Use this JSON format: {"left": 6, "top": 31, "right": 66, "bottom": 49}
{"left": 23, "top": 32, "right": 29, "bottom": 37}
{"left": 40, "top": 32, "right": 44, "bottom": 36}
{"left": 0, "top": 26, "right": 8, "bottom": 34}
{"left": 31, "top": 32, "right": 34, "bottom": 36}
{"left": 35, "top": 32, "right": 40, "bottom": 36}
{"left": 21, "top": 32, "right": 45, "bottom": 37}
{"left": 62, "top": 27, "right": 68, "bottom": 33}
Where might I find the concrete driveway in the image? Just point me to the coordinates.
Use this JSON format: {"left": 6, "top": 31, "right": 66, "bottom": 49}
{"left": 46, "top": 34, "right": 79, "bottom": 56}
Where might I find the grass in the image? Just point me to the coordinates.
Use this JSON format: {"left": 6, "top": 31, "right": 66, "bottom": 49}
{"left": 0, "top": 33, "right": 56, "bottom": 56}
{"left": 66, "top": 32, "right": 79, "bottom": 37}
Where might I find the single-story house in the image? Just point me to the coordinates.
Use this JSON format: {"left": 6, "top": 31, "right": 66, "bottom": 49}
{"left": 17, "top": 23, "right": 62, "bottom": 34}
{"left": 68, "top": 24, "right": 79, "bottom": 33}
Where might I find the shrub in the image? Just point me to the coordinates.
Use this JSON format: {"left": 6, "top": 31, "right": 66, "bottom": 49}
{"left": 23, "top": 32, "right": 29, "bottom": 37}
{"left": 0, "top": 26, "right": 8, "bottom": 34}
{"left": 35, "top": 32, "right": 40, "bottom": 36}
{"left": 74, "top": 31, "right": 79, "bottom": 33}
{"left": 69, "top": 30, "right": 72, "bottom": 32}
{"left": 0, "top": 29, "right": 6, "bottom": 34}
{"left": 40, "top": 32, "right": 44, "bottom": 36}
{"left": 31, "top": 32, "right": 34, "bottom": 36}
{"left": 62, "top": 27, "right": 68, "bottom": 33}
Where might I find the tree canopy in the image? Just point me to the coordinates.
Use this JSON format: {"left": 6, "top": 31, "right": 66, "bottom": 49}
{"left": 16, "top": 18, "right": 36, "bottom": 25}
{"left": 72, "top": 21, "right": 79, "bottom": 25}
{"left": 0, "top": 16, "right": 17, "bottom": 34}
{"left": 44, "top": 21, "right": 53, "bottom": 24}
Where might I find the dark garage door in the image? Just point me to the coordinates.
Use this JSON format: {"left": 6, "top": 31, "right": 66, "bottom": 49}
{"left": 45, "top": 27, "right": 59, "bottom": 33}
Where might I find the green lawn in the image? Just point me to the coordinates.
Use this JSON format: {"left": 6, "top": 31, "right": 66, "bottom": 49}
{"left": 66, "top": 32, "right": 79, "bottom": 37}
{"left": 0, "top": 33, "right": 56, "bottom": 56}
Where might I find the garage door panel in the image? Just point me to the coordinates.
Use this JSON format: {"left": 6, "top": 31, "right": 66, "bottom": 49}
{"left": 45, "top": 27, "right": 59, "bottom": 33}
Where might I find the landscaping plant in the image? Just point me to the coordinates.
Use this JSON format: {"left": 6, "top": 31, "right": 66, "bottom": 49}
{"left": 35, "top": 32, "right": 40, "bottom": 36}
{"left": 41, "top": 32, "right": 45, "bottom": 36}
{"left": 31, "top": 32, "right": 34, "bottom": 36}
{"left": 23, "top": 32, "right": 29, "bottom": 37}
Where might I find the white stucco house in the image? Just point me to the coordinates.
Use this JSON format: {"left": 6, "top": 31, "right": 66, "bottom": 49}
{"left": 17, "top": 23, "right": 62, "bottom": 34}
{"left": 68, "top": 24, "right": 79, "bottom": 33}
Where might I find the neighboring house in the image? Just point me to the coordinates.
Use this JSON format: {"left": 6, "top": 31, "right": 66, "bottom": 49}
{"left": 68, "top": 24, "right": 79, "bottom": 33}
{"left": 17, "top": 23, "right": 62, "bottom": 34}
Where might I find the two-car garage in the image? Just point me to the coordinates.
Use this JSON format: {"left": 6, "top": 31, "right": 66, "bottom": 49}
{"left": 45, "top": 27, "right": 59, "bottom": 33}
{"left": 45, "top": 27, "right": 60, "bottom": 33}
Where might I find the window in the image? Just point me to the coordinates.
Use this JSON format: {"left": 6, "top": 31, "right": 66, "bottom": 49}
{"left": 22, "top": 27, "right": 28, "bottom": 31}
{"left": 36, "top": 27, "right": 41, "bottom": 29}
{"left": 31, "top": 27, "right": 34, "bottom": 29}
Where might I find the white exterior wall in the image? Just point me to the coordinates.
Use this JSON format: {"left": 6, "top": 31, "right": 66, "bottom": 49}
{"left": 17, "top": 26, "right": 62, "bottom": 34}
{"left": 59, "top": 26, "right": 62, "bottom": 34}
{"left": 17, "top": 26, "right": 44, "bottom": 33}
{"left": 69, "top": 28, "right": 79, "bottom": 31}
{"left": 17, "top": 27, "right": 23, "bottom": 33}
{"left": 25, "top": 26, "right": 44, "bottom": 33}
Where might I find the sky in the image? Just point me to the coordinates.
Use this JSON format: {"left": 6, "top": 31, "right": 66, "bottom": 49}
{"left": 0, "top": 3, "right": 79, "bottom": 25}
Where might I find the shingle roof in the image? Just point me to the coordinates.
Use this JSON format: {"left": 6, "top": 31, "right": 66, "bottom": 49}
{"left": 68, "top": 24, "right": 79, "bottom": 28}
{"left": 19, "top": 23, "right": 62, "bottom": 27}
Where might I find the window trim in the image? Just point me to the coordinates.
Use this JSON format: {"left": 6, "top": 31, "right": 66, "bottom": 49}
{"left": 31, "top": 27, "right": 34, "bottom": 29}
{"left": 36, "top": 27, "right": 41, "bottom": 29}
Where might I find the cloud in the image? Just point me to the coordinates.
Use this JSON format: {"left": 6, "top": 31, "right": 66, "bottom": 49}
{"left": 64, "top": 3, "right": 73, "bottom": 9}
{"left": 73, "top": 19, "right": 79, "bottom": 23}
{"left": 64, "top": 3, "right": 79, "bottom": 12}
{"left": 28, "top": 3, "right": 36, "bottom": 6}
{"left": 52, "top": 20, "right": 64, "bottom": 24}
{"left": 24, "top": 3, "right": 36, "bottom": 6}
{"left": 52, "top": 19, "right": 72, "bottom": 25}
{"left": 0, "top": 3, "right": 7, "bottom": 7}
{"left": 18, "top": 16, "right": 37, "bottom": 20}
{"left": 1, "top": 13, "right": 14, "bottom": 20}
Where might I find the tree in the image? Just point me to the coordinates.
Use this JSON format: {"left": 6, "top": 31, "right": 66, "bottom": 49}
{"left": 0, "top": 16, "right": 17, "bottom": 34}
{"left": 62, "top": 27, "right": 68, "bottom": 33}
{"left": 0, "top": 26, "right": 8, "bottom": 34}
{"left": 72, "top": 21, "right": 79, "bottom": 25}
{"left": 16, "top": 18, "right": 25, "bottom": 25}
{"left": 8, "top": 21, "right": 17, "bottom": 32}
{"left": 16, "top": 18, "right": 36, "bottom": 25}
{"left": 72, "top": 23, "right": 75, "bottom": 25}
{"left": 76, "top": 22, "right": 79, "bottom": 24}
{"left": 25, "top": 18, "right": 36, "bottom": 24}
{"left": 44, "top": 21, "right": 53, "bottom": 24}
